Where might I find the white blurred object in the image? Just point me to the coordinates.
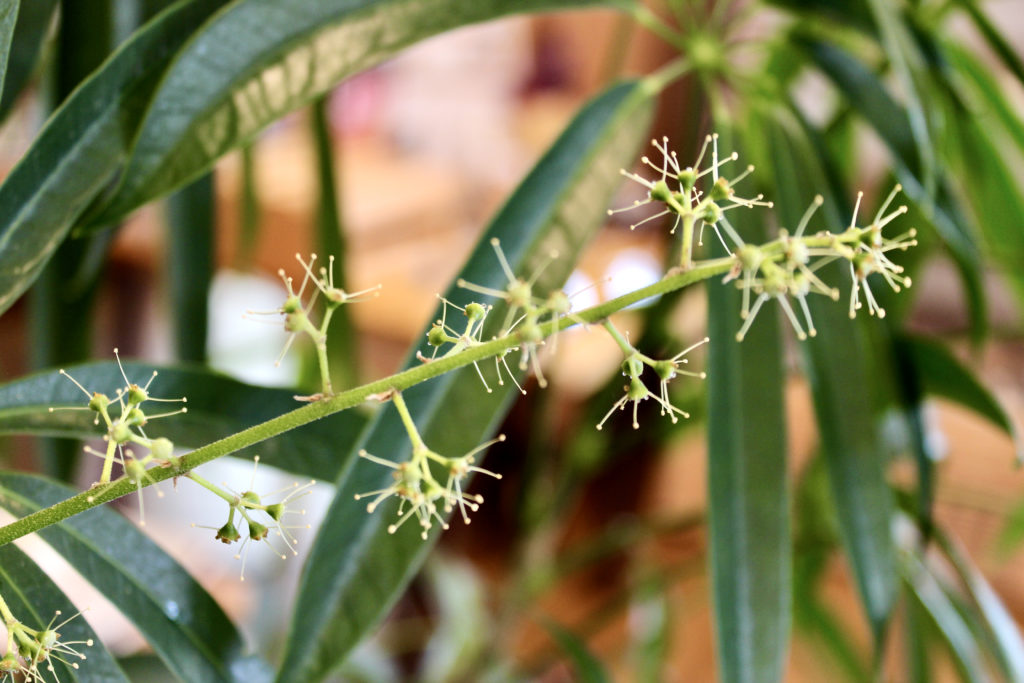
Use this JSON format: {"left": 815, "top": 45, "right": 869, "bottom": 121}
{"left": 603, "top": 248, "right": 662, "bottom": 309}
{"left": 207, "top": 270, "right": 299, "bottom": 386}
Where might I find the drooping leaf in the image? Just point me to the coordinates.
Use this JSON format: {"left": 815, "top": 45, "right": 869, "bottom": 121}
{"left": 85, "top": 0, "right": 634, "bottom": 226}
{"left": 0, "top": 0, "right": 231, "bottom": 317}
{"left": 706, "top": 124, "right": 790, "bottom": 683}
{"left": 0, "top": 361, "right": 367, "bottom": 481}
{"left": 279, "top": 78, "right": 656, "bottom": 682}
{"left": 0, "top": 473, "right": 271, "bottom": 683}
{"left": 0, "top": 541, "right": 128, "bottom": 682}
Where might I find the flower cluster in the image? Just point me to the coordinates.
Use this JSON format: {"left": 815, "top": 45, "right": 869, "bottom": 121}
{"left": 610, "top": 135, "right": 771, "bottom": 268}
{"left": 246, "top": 252, "right": 380, "bottom": 399}
{"left": 456, "top": 238, "right": 583, "bottom": 390}
{"left": 616, "top": 138, "right": 916, "bottom": 342}
{"left": 354, "top": 392, "right": 503, "bottom": 539}
{"left": 189, "top": 457, "right": 315, "bottom": 581}
{"left": 598, "top": 321, "right": 708, "bottom": 430}
{"left": 725, "top": 185, "right": 915, "bottom": 340}
{"left": 1, "top": 597, "right": 92, "bottom": 683}
{"left": 52, "top": 350, "right": 187, "bottom": 524}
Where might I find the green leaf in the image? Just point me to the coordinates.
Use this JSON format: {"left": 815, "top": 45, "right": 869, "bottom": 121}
{"left": 935, "top": 527, "right": 1024, "bottom": 682}
{"left": 901, "top": 541, "right": 993, "bottom": 683}
{"left": 762, "top": 107, "right": 897, "bottom": 647}
{"left": 897, "top": 335, "right": 1022, "bottom": 462}
{"left": 541, "top": 620, "right": 611, "bottom": 683}
{"left": 0, "top": 541, "right": 128, "bottom": 682}
{"left": 279, "top": 78, "right": 656, "bottom": 682}
{"left": 706, "top": 126, "right": 790, "bottom": 683}
{"left": 0, "top": 361, "right": 367, "bottom": 481}
{"left": 0, "top": 0, "right": 18, "bottom": 109}
{"left": 943, "top": 42, "right": 1024, "bottom": 154}
{"left": 0, "top": 0, "right": 55, "bottom": 123}
{"left": 0, "top": 473, "right": 270, "bottom": 683}
{"left": 954, "top": 0, "right": 1024, "bottom": 89}
{"left": 86, "top": 0, "right": 633, "bottom": 226}
{"left": 0, "top": 0, "right": 231, "bottom": 318}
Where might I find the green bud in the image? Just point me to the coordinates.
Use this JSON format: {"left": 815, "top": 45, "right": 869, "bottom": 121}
{"left": 247, "top": 521, "right": 269, "bottom": 541}
{"left": 427, "top": 324, "right": 447, "bottom": 346}
{"left": 216, "top": 520, "right": 241, "bottom": 544}
{"left": 649, "top": 180, "right": 672, "bottom": 203}
{"left": 88, "top": 392, "right": 110, "bottom": 413}
{"left": 465, "top": 302, "right": 486, "bottom": 320}
{"left": 700, "top": 201, "right": 722, "bottom": 224}
{"left": 622, "top": 356, "right": 644, "bottom": 378}
{"left": 150, "top": 437, "right": 174, "bottom": 461}
{"left": 677, "top": 168, "right": 697, "bottom": 192}
{"left": 240, "top": 490, "right": 261, "bottom": 507}
{"left": 127, "top": 384, "right": 148, "bottom": 405}
{"left": 653, "top": 360, "right": 675, "bottom": 381}
{"left": 125, "top": 458, "right": 148, "bottom": 483}
{"left": 710, "top": 177, "right": 731, "bottom": 201}
{"left": 124, "top": 406, "right": 146, "bottom": 427}
{"left": 111, "top": 422, "right": 133, "bottom": 444}
{"left": 0, "top": 654, "right": 20, "bottom": 672}
{"left": 627, "top": 377, "right": 648, "bottom": 401}
{"left": 281, "top": 295, "right": 302, "bottom": 315}
{"left": 266, "top": 503, "right": 284, "bottom": 521}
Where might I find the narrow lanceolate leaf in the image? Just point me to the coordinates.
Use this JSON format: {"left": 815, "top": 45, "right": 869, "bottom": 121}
{"left": 87, "top": 0, "right": 634, "bottom": 225}
{"left": 279, "top": 79, "right": 656, "bottom": 682}
{"left": 763, "top": 109, "right": 897, "bottom": 646}
{"left": 0, "top": 0, "right": 19, "bottom": 108}
{"left": 0, "top": 473, "right": 271, "bottom": 683}
{"left": 0, "top": 542, "right": 128, "bottom": 682}
{"left": 706, "top": 131, "right": 790, "bottom": 683}
{"left": 0, "top": 0, "right": 230, "bottom": 318}
{"left": 0, "top": 361, "right": 367, "bottom": 481}
{"left": 0, "top": 0, "right": 55, "bottom": 123}
{"left": 897, "top": 335, "right": 1022, "bottom": 462}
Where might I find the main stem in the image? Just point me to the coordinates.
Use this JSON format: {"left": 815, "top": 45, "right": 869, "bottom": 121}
{"left": 0, "top": 256, "right": 734, "bottom": 547}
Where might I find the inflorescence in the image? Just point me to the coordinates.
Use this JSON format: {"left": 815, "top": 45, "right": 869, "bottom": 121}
{"left": 51, "top": 350, "right": 187, "bottom": 524}
{"left": 246, "top": 252, "right": 381, "bottom": 399}
{"left": 614, "top": 136, "right": 916, "bottom": 341}
{"left": 355, "top": 391, "right": 504, "bottom": 539}
{"left": 189, "top": 457, "right": 315, "bottom": 581}
{"left": 0, "top": 595, "right": 92, "bottom": 683}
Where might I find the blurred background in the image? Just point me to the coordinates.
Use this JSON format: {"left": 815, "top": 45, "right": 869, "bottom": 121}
{"left": 2, "top": 2, "right": 1024, "bottom": 681}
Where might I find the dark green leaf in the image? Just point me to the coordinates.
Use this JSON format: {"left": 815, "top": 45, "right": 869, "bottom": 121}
{"left": 0, "top": 361, "right": 367, "bottom": 481}
{"left": 0, "top": 0, "right": 231, "bottom": 317}
{"left": 280, "top": 78, "right": 656, "bottom": 682}
{"left": 0, "top": 0, "right": 55, "bottom": 123}
{"left": 0, "top": 0, "right": 18, "bottom": 109}
{"left": 898, "top": 335, "right": 1022, "bottom": 462}
{"left": 705, "top": 126, "right": 790, "bottom": 683}
{"left": 86, "top": 0, "right": 633, "bottom": 226}
{"left": 0, "top": 541, "right": 128, "bottom": 682}
{"left": 541, "top": 620, "right": 611, "bottom": 683}
{"left": 763, "top": 107, "right": 897, "bottom": 646}
{"left": 943, "top": 42, "right": 1024, "bottom": 154}
{"left": 0, "top": 473, "right": 270, "bottom": 683}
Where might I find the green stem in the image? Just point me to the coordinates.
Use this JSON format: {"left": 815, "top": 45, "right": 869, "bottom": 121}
{"left": 680, "top": 213, "right": 696, "bottom": 270}
{"left": 602, "top": 320, "right": 633, "bottom": 355}
{"left": 0, "top": 592, "right": 14, "bottom": 625}
{"left": 185, "top": 471, "right": 236, "bottom": 505}
{"left": 0, "top": 256, "right": 734, "bottom": 547}
{"left": 391, "top": 391, "right": 427, "bottom": 453}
